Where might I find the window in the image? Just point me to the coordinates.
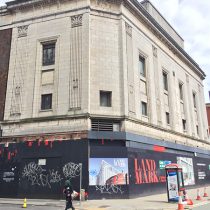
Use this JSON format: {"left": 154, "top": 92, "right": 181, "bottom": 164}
{"left": 100, "top": 91, "right": 111, "bottom": 107}
{"left": 196, "top": 125, "right": 199, "bottom": 136}
{"left": 163, "top": 71, "right": 168, "bottom": 91}
{"left": 193, "top": 92, "right": 196, "bottom": 108}
{"left": 141, "top": 101, "right": 147, "bottom": 116}
{"left": 139, "top": 56, "right": 145, "bottom": 77}
{"left": 41, "top": 94, "right": 52, "bottom": 110}
{"left": 166, "top": 112, "right": 170, "bottom": 125}
{"left": 182, "top": 119, "right": 186, "bottom": 131}
{"left": 179, "top": 83, "right": 183, "bottom": 100}
{"left": 42, "top": 43, "right": 55, "bottom": 66}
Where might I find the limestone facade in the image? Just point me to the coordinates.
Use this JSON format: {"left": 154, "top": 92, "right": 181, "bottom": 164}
{"left": 0, "top": 0, "right": 209, "bottom": 149}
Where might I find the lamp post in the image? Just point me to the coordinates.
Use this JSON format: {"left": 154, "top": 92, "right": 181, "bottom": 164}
{"left": 79, "top": 163, "right": 82, "bottom": 205}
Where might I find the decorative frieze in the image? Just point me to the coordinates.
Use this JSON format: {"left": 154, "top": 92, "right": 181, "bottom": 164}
{"left": 18, "top": 25, "right": 28, "bottom": 38}
{"left": 125, "top": 22, "right": 132, "bottom": 36}
{"left": 71, "top": 14, "right": 83, "bottom": 28}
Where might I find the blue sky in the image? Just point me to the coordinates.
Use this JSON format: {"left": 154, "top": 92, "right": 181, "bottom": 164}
{"left": 1, "top": 0, "right": 210, "bottom": 102}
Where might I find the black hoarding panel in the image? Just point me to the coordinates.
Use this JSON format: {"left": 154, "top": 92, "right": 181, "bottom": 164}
{"left": 128, "top": 148, "right": 177, "bottom": 197}
{"left": 128, "top": 147, "right": 210, "bottom": 198}
{"left": 194, "top": 157, "right": 210, "bottom": 186}
{"left": 0, "top": 140, "right": 88, "bottom": 199}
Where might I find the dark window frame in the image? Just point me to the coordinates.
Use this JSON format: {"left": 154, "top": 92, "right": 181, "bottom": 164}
{"left": 166, "top": 112, "right": 170, "bottom": 125}
{"left": 193, "top": 92, "right": 197, "bottom": 108}
{"left": 196, "top": 125, "right": 199, "bottom": 136}
{"left": 139, "top": 56, "right": 146, "bottom": 77}
{"left": 42, "top": 42, "right": 56, "bottom": 66}
{"left": 141, "top": 101, "right": 147, "bottom": 116}
{"left": 41, "top": 93, "right": 52, "bottom": 110}
{"left": 179, "top": 83, "right": 184, "bottom": 100}
{"left": 163, "top": 71, "right": 168, "bottom": 91}
{"left": 100, "top": 91, "right": 112, "bottom": 107}
{"left": 182, "top": 119, "right": 186, "bottom": 131}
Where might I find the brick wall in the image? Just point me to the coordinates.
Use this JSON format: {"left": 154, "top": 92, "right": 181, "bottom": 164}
{"left": 0, "top": 29, "right": 12, "bottom": 121}
{"left": 206, "top": 104, "right": 210, "bottom": 133}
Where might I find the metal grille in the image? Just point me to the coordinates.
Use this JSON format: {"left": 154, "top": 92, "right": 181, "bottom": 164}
{"left": 91, "top": 120, "right": 120, "bottom": 131}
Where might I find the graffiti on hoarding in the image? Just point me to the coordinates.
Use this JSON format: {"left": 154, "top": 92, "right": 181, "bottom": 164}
{"left": 95, "top": 184, "right": 124, "bottom": 194}
{"left": 22, "top": 162, "right": 45, "bottom": 186}
{"left": 3, "top": 172, "right": 15, "bottom": 182}
{"left": 62, "top": 162, "right": 81, "bottom": 179}
{"left": 49, "top": 169, "right": 63, "bottom": 183}
{"left": 134, "top": 158, "right": 166, "bottom": 184}
{"left": 22, "top": 162, "right": 62, "bottom": 188}
{"left": 22, "top": 161, "right": 81, "bottom": 188}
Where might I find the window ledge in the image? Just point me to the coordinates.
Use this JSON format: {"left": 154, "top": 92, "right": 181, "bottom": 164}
{"left": 42, "top": 65, "right": 55, "bottom": 71}
{"left": 39, "top": 109, "right": 53, "bottom": 112}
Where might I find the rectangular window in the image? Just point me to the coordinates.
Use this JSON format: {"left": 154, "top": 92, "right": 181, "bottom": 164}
{"left": 100, "top": 91, "right": 112, "bottom": 107}
{"left": 179, "top": 83, "right": 183, "bottom": 100}
{"left": 166, "top": 112, "right": 170, "bottom": 125}
{"left": 196, "top": 125, "right": 199, "bottom": 136}
{"left": 182, "top": 119, "right": 186, "bottom": 131}
{"left": 193, "top": 92, "right": 196, "bottom": 108}
{"left": 41, "top": 94, "right": 52, "bottom": 110}
{"left": 141, "top": 101, "right": 147, "bottom": 116}
{"left": 42, "top": 43, "right": 55, "bottom": 66}
{"left": 139, "top": 56, "right": 145, "bottom": 77}
{"left": 163, "top": 71, "right": 168, "bottom": 91}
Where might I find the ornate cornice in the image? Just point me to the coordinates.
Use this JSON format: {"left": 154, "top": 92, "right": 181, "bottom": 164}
{"left": 123, "top": 0, "right": 206, "bottom": 80}
{"left": 6, "top": 0, "right": 66, "bottom": 11}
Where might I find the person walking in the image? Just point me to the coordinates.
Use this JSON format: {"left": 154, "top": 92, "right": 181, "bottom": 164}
{"left": 63, "top": 180, "right": 75, "bottom": 210}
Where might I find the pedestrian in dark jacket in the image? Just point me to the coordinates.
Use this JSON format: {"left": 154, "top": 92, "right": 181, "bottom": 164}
{"left": 63, "top": 180, "right": 75, "bottom": 210}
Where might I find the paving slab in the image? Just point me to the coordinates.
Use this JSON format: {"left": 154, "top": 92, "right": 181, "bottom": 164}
{"left": 0, "top": 186, "right": 210, "bottom": 210}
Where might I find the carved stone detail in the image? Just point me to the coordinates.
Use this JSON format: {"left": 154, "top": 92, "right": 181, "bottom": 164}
{"left": 71, "top": 15, "right": 83, "bottom": 28}
{"left": 152, "top": 45, "right": 157, "bottom": 57}
{"left": 186, "top": 74, "right": 189, "bottom": 83}
{"left": 125, "top": 22, "right": 132, "bottom": 36}
{"left": 15, "top": 86, "right": 21, "bottom": 95}
{"left": 18, "top": 25, "right": 29, "bottom": 38}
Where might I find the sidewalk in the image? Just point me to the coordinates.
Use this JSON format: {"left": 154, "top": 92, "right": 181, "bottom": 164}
{"left": 0, "top": 186, "right": 210, "bottom": 210}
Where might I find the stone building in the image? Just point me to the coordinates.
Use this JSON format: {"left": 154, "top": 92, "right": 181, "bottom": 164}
{"left": 0, "top": 0, "right": 209, "bottom": 199}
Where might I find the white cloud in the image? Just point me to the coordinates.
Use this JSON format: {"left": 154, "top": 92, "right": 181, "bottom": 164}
{"left": 150, "top": 0, "right": 210, "bottom": 102}
{"left": 0, "top": 0, "right": 210, "bottom": 101}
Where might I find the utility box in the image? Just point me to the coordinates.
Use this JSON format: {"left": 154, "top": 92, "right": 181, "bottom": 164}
{"left": 165, "top": 163, "right": 185, "bottom": 202}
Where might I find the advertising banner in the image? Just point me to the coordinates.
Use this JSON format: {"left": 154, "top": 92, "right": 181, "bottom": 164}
{"left": 89, "top": 158, "right": 129, "bottom": 186}
{"left": 167, "top": 171, "right": 179, "bottom": 201}
{"left": 177, "top": 157, "right": 195, "bottom": 186}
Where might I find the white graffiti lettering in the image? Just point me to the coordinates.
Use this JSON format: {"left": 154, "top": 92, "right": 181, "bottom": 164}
{"left": 22, "top": 162, "right": 44, "bottom": 186}
{"left": 95, "top": 184, "right": 124, "bottom": 194}
{"left": 49, "top": 169, "right": 63, "bottom": 183}
{"left": 63, "top": 162, "right": 81, "bottom": 179}
{"left": 22, "top": 162, "right": 62, "bottom": 188}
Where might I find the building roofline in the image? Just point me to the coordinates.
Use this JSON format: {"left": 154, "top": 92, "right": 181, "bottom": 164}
{"left": 141, "top": 0, "right": 184, "bottom": 42}
{"left": 128, "top": 0, "right": 206, "bottom": 79}
{"left": 1, "top": 0, "right": 206, "bottom": 79}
